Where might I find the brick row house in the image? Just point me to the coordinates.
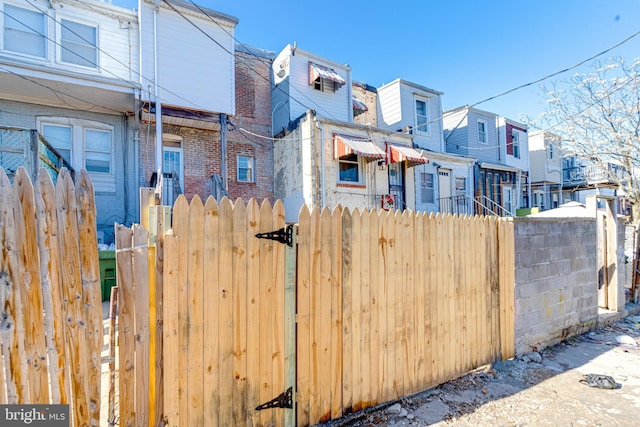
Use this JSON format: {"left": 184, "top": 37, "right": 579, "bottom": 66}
{"left": 1, "top": 0, "right": 541, "bottom": 241}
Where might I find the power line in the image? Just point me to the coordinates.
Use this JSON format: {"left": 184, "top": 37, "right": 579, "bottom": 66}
{"left": 165, "top": 0, "right": 344, "bottom": 123}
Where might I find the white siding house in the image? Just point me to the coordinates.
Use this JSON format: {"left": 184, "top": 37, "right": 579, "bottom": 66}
{"left": 272, "top": 44, "right": 352, "bottom": 136}
{"left": 529, "top": 131, "right": 563, "bottom": 210}
{"left": 0, "top": 0, "right": 139, "bottom": 242}
{"left": 377, "top": 79, "right": 444, "bottom": 153}
{"left": 139, "top": 0, "right": 236, "bottom": 115}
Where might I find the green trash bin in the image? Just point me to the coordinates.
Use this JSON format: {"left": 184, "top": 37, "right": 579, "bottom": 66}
{"left": 99, "top": 250, "right": 116, "bottom": 301}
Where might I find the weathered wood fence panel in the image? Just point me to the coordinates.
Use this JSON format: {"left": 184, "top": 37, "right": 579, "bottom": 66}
{"left": 0, "top": 166, "right": 103, "bottom": 427}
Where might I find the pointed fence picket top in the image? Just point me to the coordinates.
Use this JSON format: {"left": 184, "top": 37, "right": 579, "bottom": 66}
{"left": 0, "top": 166, "right": 103, "bottom": 427}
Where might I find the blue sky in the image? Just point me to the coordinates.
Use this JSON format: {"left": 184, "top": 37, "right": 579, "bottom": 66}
{"left": 112, "top": 0, "right": 640, "bottom": 124}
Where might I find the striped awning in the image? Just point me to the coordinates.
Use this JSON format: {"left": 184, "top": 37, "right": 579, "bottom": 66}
{"left": 352, "top": 96, "right": 368, "bottom": 112}
{"left": 386, "top": 142, "right": 428, "bottom": 167}
{"left": 309, "top": 62, "right": 346, "bottom": 86}
{"left": 334, "top": 134, "right": 386, "bottom": 162}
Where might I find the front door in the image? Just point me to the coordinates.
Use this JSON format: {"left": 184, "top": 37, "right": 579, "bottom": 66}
{"left": 438, "top": 169, "right": 452, "bottom": 212}
{"left": 388, "top": 162, "right": 405, "bottom": 210}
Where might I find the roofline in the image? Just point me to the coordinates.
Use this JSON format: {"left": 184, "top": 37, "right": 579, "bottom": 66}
{"left": 151, "top": 0, "right": 239, "bottom": 25}
{"left": 444, "top": 105, "right": 498, "bottom": 118}
{"left": 279, "top": 44, "right": 352, "bottom": 72}
{"left": 235, "top": 43, "right": 276, "bottom": 59}
{"left": 378, "top": 78, "right": 444, "bottom": 96}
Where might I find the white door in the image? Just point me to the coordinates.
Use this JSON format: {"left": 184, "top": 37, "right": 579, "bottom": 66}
{"left": 163, "top": 146, "right": 183, "bottom": 204}
{"left": 438, "top": 169, "right": 452, "bottom": 212}
{"left": 502, "top": 186, "right": 513, "bottom": 214}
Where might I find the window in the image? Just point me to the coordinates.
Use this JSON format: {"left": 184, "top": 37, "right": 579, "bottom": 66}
{"left": 477, "top": 120, "right": 487, "bottom": 144}
{"left": 3, "top": 4, "right": 46, "bottom": 58}
{"left": 455, "top": 177, "right": 466, "bottom": 195}
{"left": 511, "top": 131, "right": 520, "bottom": 158}
{"left": 415, "top": 99, "right": 429, "bottom": 134}
{"left": 548, "top": 144, "right": 554, "bottom": 160}
{"left": 40, "top": 118, "right": 114, "bottom": 192}
{"left": 60, "top": 19, "right": 97, "bottom": 68}
{"left": 237, "top": 156, "right": 255, "bottom": 182}
{"left": 313, "top": 78, "right": 338, "bottom": 93}
{"left": 338, "top": 153, "right": 360, "bottom": 183}
{"left": 420, "top": 172, "right": 435, "bottom": 204}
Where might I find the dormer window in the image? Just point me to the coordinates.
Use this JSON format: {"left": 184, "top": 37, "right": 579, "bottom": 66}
{"left": 309, "top": 62, "right": 345, "bottom": 93}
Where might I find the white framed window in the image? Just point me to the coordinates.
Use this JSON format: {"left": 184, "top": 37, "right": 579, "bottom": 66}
{"left": 39, "top": 117, "right": 115, "bottom": 192}
{"left": 511, "top": 131, "right": 520, "bottom": 158}
{"left": 455, "top": 177, "right": 466, "bottom": 195}
{"left": 59, "top": 18, "right": 98, "bottom": 68}
{"left": 420, "top": 172, "right": 435, "bottom": 203}
{"left": 338, "top": 153, "right": 362, "bottom": 184}
{"left": 477, "top": 120, "right": 487, "bottom": 144}
{"left": 415, "top": 99, "right": 429, "bottom": 134}
{"left": 237, "top": 155, "right": 255, "bottom": 182}
{"left": 3, "top": 4, "right": 46, "bottom": 58}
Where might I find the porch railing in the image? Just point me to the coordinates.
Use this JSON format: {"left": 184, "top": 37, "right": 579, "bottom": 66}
{"left": 439, "top": 194, "right": 515, "bottom": 217}
{"left": 0, "top": 126, "right": 73, "bottom": 182}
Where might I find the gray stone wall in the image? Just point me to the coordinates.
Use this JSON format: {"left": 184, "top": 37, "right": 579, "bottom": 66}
{"left": 514, "top": 218, "right": 598, "bottom": 355}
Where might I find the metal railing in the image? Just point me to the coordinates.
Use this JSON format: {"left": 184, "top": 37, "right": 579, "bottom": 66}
{"left": 439, "top": 194, "right": 515, "bottom": 217}
{"left": 0, "top": 126, "right": 73, "bottom": 182}
{"left": 563, "top": 163, "right": 626, "bottom": 185}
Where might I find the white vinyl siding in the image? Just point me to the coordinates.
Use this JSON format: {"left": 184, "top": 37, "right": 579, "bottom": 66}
{"left": 60, "top": 18, "right": 98, "bottom": 68}
{"left": 139, "top": 2, "right": 235, "bottom": 115}
{"left": 286, "top": 51, "right": 350, "bottom": 123}
{"left": 3, "top": 4, "right": 46, "bottom": 58}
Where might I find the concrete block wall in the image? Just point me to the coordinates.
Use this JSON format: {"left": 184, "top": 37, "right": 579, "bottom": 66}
{"left": 514, "top": 218, "right": 598, "bottom": 355}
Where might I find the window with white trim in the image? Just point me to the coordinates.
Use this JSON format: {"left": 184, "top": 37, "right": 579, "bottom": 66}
{"left": 415, "top": 99, "right": 429, "bottom": 134}
{"left": 60, "top": 18, "right": 98, "bottom": 68}
{"left": 338, "top": 153, "right": 361, "bottom": 183}
{"left": 455, "top": 177, "right": 466, "bottom": 195}
{"left": 511, "top": 131, "right": 520, "bottom": 158}
{"left": 237, "top": 155, "right": 255, "bottom": 183}
{"left": 39, "top": 118, "right": 115, "bottom": 192}
{"left": 477, "top": 120, "right": 487, "bottom": 144}
{"left": 3, "top": 4, "right": 46, "bottom": 58}
{"left": 420, "top": 172, "right": 435, "bottom": 203}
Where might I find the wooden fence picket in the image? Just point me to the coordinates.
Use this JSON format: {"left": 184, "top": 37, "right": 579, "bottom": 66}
{"left": 0, "top": 168, "right": 26, "bottom": 404}
{"left": 34, "top": 169, "right": 68, "bottom": 405}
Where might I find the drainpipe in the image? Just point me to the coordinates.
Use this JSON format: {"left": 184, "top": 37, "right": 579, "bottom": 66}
{"left": 153, "top": 1, "right": 163, "bottom": 186}
{"left": 312, "top": 113, "right": 326, "bottom": 209}
{"left": 220, "top": 113, "right": 228, "bottom": 191}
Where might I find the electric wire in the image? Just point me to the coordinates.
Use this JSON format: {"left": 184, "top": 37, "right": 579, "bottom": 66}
{"left": 163, "top": 0, "right": 344, "bottom": 123}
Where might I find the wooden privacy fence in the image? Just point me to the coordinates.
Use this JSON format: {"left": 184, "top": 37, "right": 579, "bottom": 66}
{"left": 115, "top": 195, "right": 515, "bottom": 427}
{"left": 0, "top": 167, "right": 103, "bottom": 427}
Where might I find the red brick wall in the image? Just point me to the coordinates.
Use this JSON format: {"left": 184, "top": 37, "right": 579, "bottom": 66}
{"left": 137, "top": 48, "right": 274, "bottom": 204}
{"left": 137, "top": 123, "right": 220, "bottom": 201}
{"left": 227, "top": 49, "right": 274, "bottom": 202}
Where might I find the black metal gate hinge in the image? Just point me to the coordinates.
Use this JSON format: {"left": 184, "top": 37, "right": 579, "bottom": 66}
{"left": 255, "top": 224, "right": 293, "bottom": 247}
{"left": 255, "top": 386, "right": 293, "bottom": 410}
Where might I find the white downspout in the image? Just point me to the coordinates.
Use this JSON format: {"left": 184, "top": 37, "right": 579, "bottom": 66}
{"left": 313, "top": 114, "right": 326, "bottom": 209}
{"left": 153, "top": 1, "right": 163, "bottom": 186}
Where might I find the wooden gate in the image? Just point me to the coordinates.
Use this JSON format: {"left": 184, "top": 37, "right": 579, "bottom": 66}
{"left": 115, "top": 195, "right": 514, "bottom": 427}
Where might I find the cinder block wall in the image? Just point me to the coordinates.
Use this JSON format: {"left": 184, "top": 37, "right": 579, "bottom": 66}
{"left": 514, "top": 218, "right": 598, "bottom": 355}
